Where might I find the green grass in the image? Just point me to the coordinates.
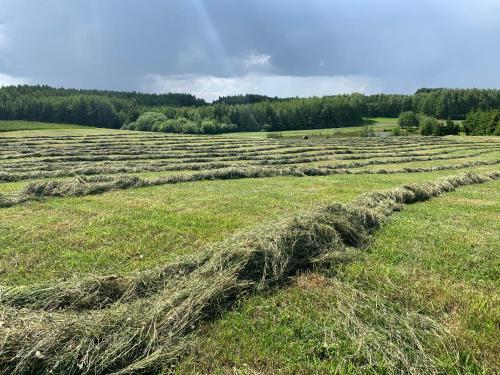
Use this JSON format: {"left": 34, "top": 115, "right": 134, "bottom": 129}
{"left": 0, "top": 120, "right": 92, "bottom": 132}
{"left": 0, "top": 120, "right": 136, "bottom": 137}
{"left": 175, "top": 179, "right": 500, "bottom": 374}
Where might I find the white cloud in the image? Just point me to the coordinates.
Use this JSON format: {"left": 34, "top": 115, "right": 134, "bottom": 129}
{"left": 142, "top": 73, "right": 380, "bottom": 102}
{"left": 0, "top": 72, "right": 30, "bottom": 87}
{"left": 243, "top": 53, "right": 271, "bottom": 69}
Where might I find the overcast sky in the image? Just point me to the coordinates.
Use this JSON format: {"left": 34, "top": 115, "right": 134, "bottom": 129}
{"left": 1, "top": 0, "right": 500, "bottom": 101}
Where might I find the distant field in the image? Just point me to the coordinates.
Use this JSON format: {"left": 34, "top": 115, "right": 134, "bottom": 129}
{"left": 0, "top": 117, "right": 405, "bottom": 138}
{"left": 1, "top": 117, "right": 399, "bottom": 137}
{"left": 0, "top": 125, "right": 498, "bottom": 374}
{"left": 228, "top": 117, "right": 400, "bottom": 138}
{"left": 0, "top": 120, "right": 92, "bottom": 132}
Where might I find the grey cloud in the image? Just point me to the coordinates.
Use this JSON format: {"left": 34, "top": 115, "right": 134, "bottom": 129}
{"left": 0, "top": 0, "right": 499, "bottom": 96}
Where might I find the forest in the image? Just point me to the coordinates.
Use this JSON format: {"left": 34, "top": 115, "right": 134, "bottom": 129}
{"left": 1, "top": 85, "right": 500, "bottom": 134}
{"left": 463, "top": 109, "right": 500, "bottom": 135}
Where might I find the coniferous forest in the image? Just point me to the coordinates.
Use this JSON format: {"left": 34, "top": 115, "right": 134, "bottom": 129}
{"left": 1, "top": 85, "right": 500, "bottom": 134}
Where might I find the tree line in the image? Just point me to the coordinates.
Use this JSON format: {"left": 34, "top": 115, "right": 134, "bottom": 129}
{"left": 396, "top": 109, "right": 499, "bottom": 136}
{"left": 0, "top": 85, "right": 205, "bottom": 129}
{"left": 1, "top": 85, "right": 205, "bottom": 107}
{"left": 2, "top": 85, "right": 500, "bottom": 133}
{"left": 212, "top": 94, "right": 287, "bottom": 105}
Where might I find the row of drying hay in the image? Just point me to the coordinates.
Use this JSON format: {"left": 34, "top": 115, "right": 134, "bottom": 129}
{"left": 2, "top": 140, "right": 494, "bottom": 177}
{"left": 0, "top": 135, "right": 482, "bottom": 162}
{"left": 7, "top": 138, "right": 500, "bottom": 166}
{"left": 2, "top": 135, "right": 491, "bottom": 158}
{"left": 2, "top": 145, "right": 498, "bottom": 184}
{"left": 0, "top": 139, "right": 279, "bottom": 157}
{"left": 0, "top": 131, "right": 419, "bottom": 144}
{"left": 0, "top": 145, "right": 276, "bottom": 163}
{"left": 1, "top": 142, "right": 311, "bottom": 165}
{"left": 0, "top": 143, "right": 450, "bottom": 171}
{"left": 0, "top": 135, "right": 457, "bottom": 153}
{"left": 0, "top": 143, "right": 368, "bottom": 163}
{"left": 3, "top": 139, "right": 496, "bottom": 179}
{"left": 4, "top": 143, "right": 499, "bottom": 181}
{"left": 328, "top": 144, "right": 500, "bottom": 160}
{"left": 321, "top": 149, "right": 499, "bottom": 170}
{"left": 0, "top": 141, "right": 289, "bottom": 161}
{"left": 252, "top": 148, "right": 499, "bottom": 167}
{"left": 1, "top": 161, "right": 499, "bottom": 209}
{"left": 2, "top": 202, "right": 373, "bottom": 374}
{"left": 0, "top": 161, "right": 233, "bottom": 183}
{"left": 302, "top": 136, "right": 494, "bottom": 149}
{"left": 1, "top": 171, "right": 497, "bottom": 374}
{"left": 3, "top": 140, "right": 499, "bottom": 172}
{"left": 0, "top": 149, "right": 262, "bottom": 164}
{"left": 1, "top": 255, "right": 211, "bottom": 311}
{"left": 0, "top": 132, "right": 260, "bottom": 145}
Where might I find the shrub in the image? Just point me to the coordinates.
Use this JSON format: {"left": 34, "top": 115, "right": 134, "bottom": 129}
{"left": 125, "top": 115, "right": 238, "bottom": 135}
{"left": 398, "top": 111, "right": 419, "bottom": 129}
{"left": 391, "top": 126, "right": 401, "bottom": 136}
{"left": 125, "top": 112, "right": 167, "bottom": 132}
{"left": 360, "top": 125, "right": 375, "bottom": 137}
{"left": 419, "top": 116, "right": 439, "bottom": 136}
{"left": 437, "top": 119, "right": 460, "bottom": 136}
{"left": 420, "top": 117, "right": 461, "bottom": 136}
{"left": 200, "top": 119, "right": 237, "bottom": 134}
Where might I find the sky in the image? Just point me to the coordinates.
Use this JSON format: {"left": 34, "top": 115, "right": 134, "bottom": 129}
{"left": 1, "top": 0, "right": 500, "bottom": 101}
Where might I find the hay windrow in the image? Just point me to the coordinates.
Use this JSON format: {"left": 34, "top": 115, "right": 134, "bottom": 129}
{"left": 0, "top": 171, "right": 498, "bottom": 374}
{"left": 0, "top": 256, "right": 210, "bottom": 311}
{"left": 1, "top": 160, "right": 498, "bottom": 209}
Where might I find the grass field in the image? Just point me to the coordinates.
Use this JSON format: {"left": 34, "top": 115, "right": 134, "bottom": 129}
{"left": 228, "top": 118, "right": 401, "bottom": 138}
{"left": 0, "top": 120, "right": 91, "bottom": 132}
{"left": 0, "top": 121, "right": 498, "bottom": 374}
{"left": 0, "top": 118, "right": 396, "bottom": 138}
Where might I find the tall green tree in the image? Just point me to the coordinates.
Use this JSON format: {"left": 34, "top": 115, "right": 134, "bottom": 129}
{"left": 398, "top": 111, "right": 419, "bottom": 129}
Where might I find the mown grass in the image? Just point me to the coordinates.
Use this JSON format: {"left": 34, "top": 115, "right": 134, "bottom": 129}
{"left": 0, "top": 126, "right": 498, "bottom": 286}
{"left": 0, "top": 125, "right": 498, "bottom": 374}
{"left": 175, "top": 179, "right": 500, "bottom": 374}
{"left": 0, "top": 166, "right": 497, "bottom": 286}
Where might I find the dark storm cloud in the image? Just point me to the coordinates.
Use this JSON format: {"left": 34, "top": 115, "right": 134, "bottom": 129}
{"left": 1, "top": 0, "right": 499, "bottom": 99}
